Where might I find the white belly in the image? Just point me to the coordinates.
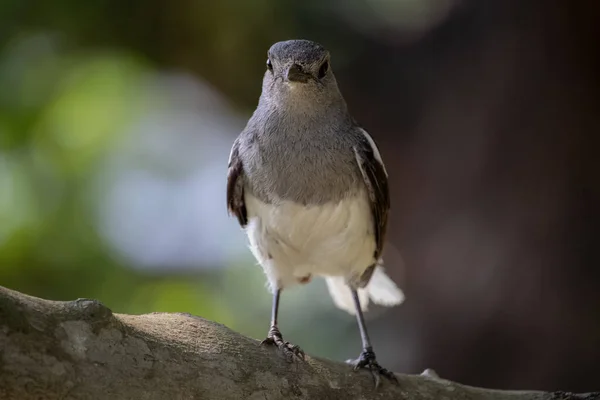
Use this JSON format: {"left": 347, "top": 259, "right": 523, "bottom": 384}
{"left": 244, "top": 191, "right": 376, "bottom": 290}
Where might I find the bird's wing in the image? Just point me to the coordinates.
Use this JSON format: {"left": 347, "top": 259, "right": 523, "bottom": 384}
{"left": 353, "top": 127, "right": 391, "bottom": 286}
{"left": 226, "top": 138, "right": 248, "bottom": 227}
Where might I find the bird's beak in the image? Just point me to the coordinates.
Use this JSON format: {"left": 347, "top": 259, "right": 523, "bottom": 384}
{"left": 286, "top": 64, "right": 311, "bottom": 83}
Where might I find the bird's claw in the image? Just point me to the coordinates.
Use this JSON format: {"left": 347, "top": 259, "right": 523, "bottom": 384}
{"left": 346, "top": 348, "right": 399, "bottom": 388}
{"left": 261, "top": 326, "right": 305, "bottom": 362}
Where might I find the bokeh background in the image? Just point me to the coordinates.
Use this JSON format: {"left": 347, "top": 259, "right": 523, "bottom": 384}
{"left": 1, "top": 0, "right": 598, "bottom": 393}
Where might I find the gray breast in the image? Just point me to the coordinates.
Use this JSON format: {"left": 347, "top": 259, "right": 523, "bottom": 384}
{"left": 240, "top": 113, "right": 363, "bottom": 205}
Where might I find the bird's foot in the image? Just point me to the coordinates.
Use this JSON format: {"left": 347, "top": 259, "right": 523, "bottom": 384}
{"left": 346, "top": 348, "right": 399, "bottom": 388}
{"left": 260, "top": 325, "right": 305, "bottom": 362}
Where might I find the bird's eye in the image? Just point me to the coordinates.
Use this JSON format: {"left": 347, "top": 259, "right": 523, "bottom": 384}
{"left": 318, "top": 60, "right": 329, "bottom": 79}
{"left": 266, "top": 59, "right": 273, "bottom": 72}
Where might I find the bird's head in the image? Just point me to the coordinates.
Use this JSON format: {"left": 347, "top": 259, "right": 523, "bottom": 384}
{"left": 260, "top": 39, "right": 343, "bottom": 109}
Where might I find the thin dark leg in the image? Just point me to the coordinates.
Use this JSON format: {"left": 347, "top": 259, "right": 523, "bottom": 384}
{"left": 352, "top": 289, "right": 373, "bottom": 351}
{"left": 346, "top": 288, "right": 399, "bottom": 388}
{"left": 260, "top": 289, "right": 305, "bottom": 362}
{"left": 271, "top": 288, "right": 281, "bottom": 326}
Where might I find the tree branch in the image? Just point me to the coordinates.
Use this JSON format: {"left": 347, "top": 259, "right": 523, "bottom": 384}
{"left": 0, "top": 286, "right": 597, "bottom": 400}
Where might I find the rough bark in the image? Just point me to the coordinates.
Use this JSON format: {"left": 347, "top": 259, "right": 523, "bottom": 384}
{"left": 0, "top": 286, "right": 597, "bottom": 400}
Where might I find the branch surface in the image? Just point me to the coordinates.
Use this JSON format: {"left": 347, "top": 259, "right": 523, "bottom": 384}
{"left": 0, "top": 286, "right": 597, "bottom": 400}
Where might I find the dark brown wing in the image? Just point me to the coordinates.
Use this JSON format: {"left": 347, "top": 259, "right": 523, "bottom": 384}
{"left": 226, "top": 139, "right": 247, "bottom": 227}
{"left": 354, "top": 128, "right": 390, "bottom": 287}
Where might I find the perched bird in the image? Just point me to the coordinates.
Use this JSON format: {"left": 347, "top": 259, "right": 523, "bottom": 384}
{"left": 227, "top": 39, "right": 404, "bottom": 386}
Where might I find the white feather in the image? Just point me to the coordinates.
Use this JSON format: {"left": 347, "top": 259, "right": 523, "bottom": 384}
{"left": 325, "top": 265, "right": 404, "bottom": 315}
{"left": 245, "top": 191, "right": 375, "bottom": 290}
{"left": 359, "top": 127, "right": 388, "bottom": 177}
{"left": 244, "top": 191, "right": 404, "bottom": 314}
{"left": 325, "top": 276, "right": 369, "bottom": 314}
{"left": 365, "top": 264, "right": 405, "bottom": 306}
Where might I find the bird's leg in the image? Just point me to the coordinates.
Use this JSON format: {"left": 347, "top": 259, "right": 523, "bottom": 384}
{"left": 260, "top": 289, "right": 305, "bottom": 362}
{"left": 346, "top": 288, "right": 399, "bottom": 387}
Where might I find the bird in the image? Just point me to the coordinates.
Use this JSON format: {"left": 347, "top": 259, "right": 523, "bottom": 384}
{"left": 226, "top": 39, "right": 404, "bottom": 386}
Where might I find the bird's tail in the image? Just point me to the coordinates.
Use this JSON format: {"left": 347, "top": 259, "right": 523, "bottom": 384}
{"left": 325, "top": 265, "right": 404, "bottom": 315}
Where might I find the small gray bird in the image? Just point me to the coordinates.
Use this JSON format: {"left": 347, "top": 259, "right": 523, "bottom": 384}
{"left": 227, "top": 39, "right": 404, "bottom": 386}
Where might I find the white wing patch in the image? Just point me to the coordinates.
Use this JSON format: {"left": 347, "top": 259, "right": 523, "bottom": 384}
{"left": 227, "top": 142, "right": 236, "bottom": 166}
{"left": 353, "top": 146, "right": 370, "bottom": 192}
{"left": 353, "top": 145, "right": 379, "bottom": 206}
{"left": 359, "top": 128, "right": 388, "bottom": 177}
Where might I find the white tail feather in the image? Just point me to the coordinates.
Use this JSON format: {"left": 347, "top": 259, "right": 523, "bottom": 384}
{"left": 325, "top": 266, "right": 404, "bottom": 315}
{"left": 366, "top": 265, "right": 406, "bottom": 306}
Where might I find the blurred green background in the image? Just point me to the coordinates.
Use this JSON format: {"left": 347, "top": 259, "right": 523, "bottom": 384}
{"left": 1, "top": 0, "right": 598, "bottom": 393}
